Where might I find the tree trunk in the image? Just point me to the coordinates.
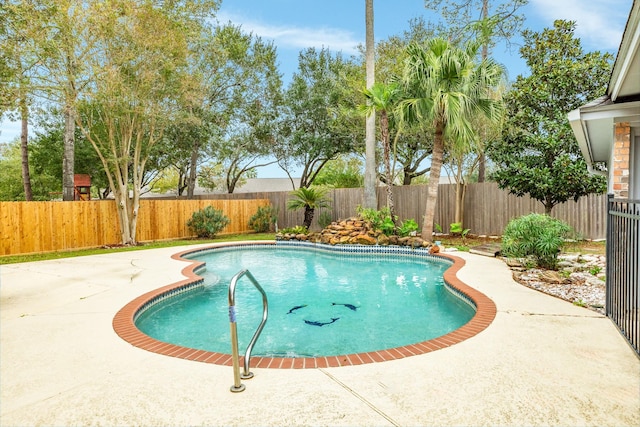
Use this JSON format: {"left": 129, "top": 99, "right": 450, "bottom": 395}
{"left": 113, "top": 185, "right": 133, "bottom": 245}
{"left": 421, "top": 122, "right": 445, "bottom": 241}
{"left": 186, "top": 140, "right": 199, "bottom": 199}
{"left": 478, "top": 152, "right": 486, "bottom": 182}
{"left": 454, "top": 180, "right": 466, "bottom": 225}
{"left": 380, "top": 111, "right": 395, "bottom": 222}
{"left": 62, "top": 104, "right": 75, "bottom": 201}
{"left": 303, "top": 206, "right": 314, "bottom": 229}
{"left": 477, "top": 0, "right": 489, "bottom": 183}
{"left": 130, "top": 183, "right": 140, "bottom": 246}
{"left": 227, "top": 172, "right": 238, "bottom": 194}
{"left": 363, "top": 0, "right": 377, "bottom": 209}
{"left": 19, "top": 97, "right": 33, "bottom": 201}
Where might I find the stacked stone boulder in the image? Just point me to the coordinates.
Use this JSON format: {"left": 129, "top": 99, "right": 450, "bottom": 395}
{"left": 276, "top": 217, "right": 432, "bottom": 249}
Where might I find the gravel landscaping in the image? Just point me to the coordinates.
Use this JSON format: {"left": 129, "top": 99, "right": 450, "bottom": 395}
{"left": 505, "top": 254, "right": 606, "bottom": 314}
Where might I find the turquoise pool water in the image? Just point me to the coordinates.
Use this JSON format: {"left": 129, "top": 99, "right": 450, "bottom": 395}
{"left": 135, "top": 245, "right": 475, "bottom": 357}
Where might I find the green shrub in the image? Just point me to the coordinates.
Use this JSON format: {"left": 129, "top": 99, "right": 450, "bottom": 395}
{"left": 187, "top": 206, "right": 230, "bottom": 238}
{"left": 450, "top": 222, "right": 463, "bottom": 234}
{"left": 280, "top": 225, "right": 308, "bottom": 234}
{"left": 356, "top": 206, "right": 394, "bottom": 233}
{"left": 248, "top": 205, "right": 277, "bottom": 233}
{"left": 379, "top": 217, "right": 396, "bottom": 236}
{"left": 318, "top": 210, "right": 333, "bottom": 229}
{"left": 502, "top": 213, "right": 572, "bottom": 270}
{"left": 397, "top": 218, "right": 419, "bottom": 237}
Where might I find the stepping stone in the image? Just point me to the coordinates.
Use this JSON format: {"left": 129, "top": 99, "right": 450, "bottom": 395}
{"left": 469, "top": 243, "right": 501, "bottom": 257}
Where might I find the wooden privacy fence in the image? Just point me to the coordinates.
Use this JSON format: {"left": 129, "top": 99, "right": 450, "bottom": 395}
{"left": 0, "top": 199, "right": 270, "bottom": 256}
{"left": 2, "top": 183, "right": 606, "bottom": 256}
{"left": 195, "top": 182, "right": 607, "bottom": 240}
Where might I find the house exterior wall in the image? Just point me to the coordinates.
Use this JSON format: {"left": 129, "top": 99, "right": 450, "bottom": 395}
{"left": 612, "top": 122, "right": 631, "bottom": 198}
{"left": 633, "top": 127, "right": 640, "bottom": 199}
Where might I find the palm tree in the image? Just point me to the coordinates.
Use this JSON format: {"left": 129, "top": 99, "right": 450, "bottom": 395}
{"left": 362, "top": 82, "right": 400, "bottom": 222}
{"left": 363, "top": 0, "right": 377, "bottom": 209}
{"left": 287, "top": 186, "right": 331, "bottom": 229}
{"left": 400, "top": 38, "right": 504, "bottom": 241}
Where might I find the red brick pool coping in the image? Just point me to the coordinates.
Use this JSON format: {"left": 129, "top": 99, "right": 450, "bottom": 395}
{"left": 112, "top": 241, "right": 497, "bottom": 368}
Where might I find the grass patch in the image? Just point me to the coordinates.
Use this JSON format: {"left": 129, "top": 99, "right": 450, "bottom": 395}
{"left": 562, "top": 239, "right": 606, "bottom": 255}
{"left": 437, "top": 235, "right": 605, "bottom": 256}
{"left": 0, "top": 233, "right": 276, "bottom": 265}
{"left": 1, "top": 233, "right": 605, "bottom": 265}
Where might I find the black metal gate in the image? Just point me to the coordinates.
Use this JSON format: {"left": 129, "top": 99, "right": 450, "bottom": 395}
{"left": 606, "top": 195, "right": 640, "bottom": 355}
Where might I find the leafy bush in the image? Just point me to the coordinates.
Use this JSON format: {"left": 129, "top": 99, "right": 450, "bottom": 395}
{"left": 397, "top": 218, "right": 419, "bottom": 237}
{"left": 379, "top": 217, "right": 396, "bottom": 236}
{"left": 280, "top": 225, "right": 308, "bottom": 234}
{"left": 356, "top": 206, "right": 393, "bottom": 232}
{"left": 187, "top": 206, "right": 230, "bottom": 238}
{"left": 248, "top": 205, "right": 277, "bottom": 233}
{"left": 502, "top": 213, "right": 572, "bottom": 270}
{"left": 450, "top": 222, "right": 463, "bottom": 234}
{"left": 356, "top": 207, "right": 421, "bottom": 237}
{"left": 450, "top": 222, "right": 471, "bottom": 237}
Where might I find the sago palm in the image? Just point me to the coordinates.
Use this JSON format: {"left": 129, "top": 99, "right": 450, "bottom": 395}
{"left": 287, "top": 186, "right": 331, "bottom": 229}
{"left": 399, "top": 38, "right": 505, "bottom": 241}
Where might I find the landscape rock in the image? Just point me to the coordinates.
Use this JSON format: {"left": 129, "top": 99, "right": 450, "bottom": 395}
{"left": 504, "top": 253, "right": 606, "bottom": 314}
{"left": 276, "top": 217, "right": 437, "bottom": 251}
{"left": 505, "top": 258, "right": 523, "bottom": 268}
{"left": 353, "top": 234, "right": 377, "bottom": 245}
{"left": 540, "top": 270, "right": 566, "bottom": 284}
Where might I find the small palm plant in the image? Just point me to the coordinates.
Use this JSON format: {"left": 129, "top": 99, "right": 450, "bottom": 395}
{"left": 287, "top": 186, "right": 331, "bottom": 229}
{"left": 502, "top": 213, "right": 572, "bottom": 270}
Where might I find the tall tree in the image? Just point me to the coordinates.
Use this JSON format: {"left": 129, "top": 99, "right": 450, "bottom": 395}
{"left": 363, "top": 0, "right": 377, "bottom": 208}
{"left": 314, "top": 155, "right": 364, "bottom": 188}
{"left": 0, "top": 141, "right": 27, "bottom": 200}
{"left": 424, "top": 0, "right": 527, "bottom": 181}
{"left": 1, "top": 1, "right": 43, "bottom": 200}
{"left": 488, "top": 20, "right": 610, "bottom": 214}
{"left": 362, "top": 82, "right": 400, "bottom": 220}
{"left": 446, "top": 82, "right": 506, "bottom": 228}
{"left": 400, "top": 38, "right": 504, "bottom": 241}
{"left": 27, "top": 0, "right": 98, "bottom": 201}
{"left": 28, "top": 110, "right": 111, "bottom": 199}
{"left": 169, "top": 24, "right": 282, "bottom": 196}
{"left": 374, "top": 17, "right": 438, "bottom": 185}
{"left": 206, "top": 25, "right": 284, "bottom": 193}
{"left": 281, "top": 48, "right": 360, "bottom": 189}
{"left": 77, "top": 0, "right": 218, "bottom": 244}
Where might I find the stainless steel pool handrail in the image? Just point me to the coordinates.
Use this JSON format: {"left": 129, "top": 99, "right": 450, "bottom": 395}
{"left": 227, "top": 269, "right": 268, "bottom": 393}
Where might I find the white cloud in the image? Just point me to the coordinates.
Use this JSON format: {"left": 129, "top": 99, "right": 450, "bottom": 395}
{"left": 529, "top": 0, "right": 630, "bottom": 51}
{"left": 216, "top": 11, "right": 361, "bottom": 55}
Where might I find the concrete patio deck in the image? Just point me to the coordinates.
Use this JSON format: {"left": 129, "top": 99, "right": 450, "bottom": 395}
{"left": 1, "top": 244, "right": 638, "bottom": 426}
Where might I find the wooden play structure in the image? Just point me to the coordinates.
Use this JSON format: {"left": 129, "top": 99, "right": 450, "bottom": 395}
{"left": 74, "top": 174, "right": 91, "bottom": 201}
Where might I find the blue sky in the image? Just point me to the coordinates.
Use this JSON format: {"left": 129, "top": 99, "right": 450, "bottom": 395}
{"left": 0, "top": 0, "right": 633, "bottom": 178}
{"left": 216, "top": 0, "right": 631, "bottom": 82}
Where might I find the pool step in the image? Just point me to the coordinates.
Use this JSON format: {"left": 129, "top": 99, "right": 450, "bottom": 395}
{"left": 469, "top": 243, "right": 501, "bottom": 257}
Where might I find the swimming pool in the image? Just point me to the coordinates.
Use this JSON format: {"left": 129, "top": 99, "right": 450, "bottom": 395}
{"left": 113, "top": 241, "right": 497, "bottom": 368}
{"left": 136, "top": 243, "right": 474, "bottom": 357}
